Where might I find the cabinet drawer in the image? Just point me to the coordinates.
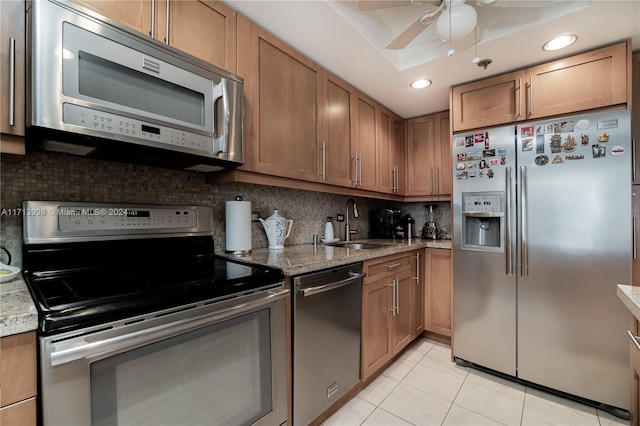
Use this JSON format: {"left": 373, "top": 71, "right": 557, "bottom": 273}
{"left": 0, "top": 332, "right": 37, "bottom": 408}
{"left": 0, "top": 398, "right": 36, "bottom": 426}
{"left": 364, "top": 252, "right": 412, "bottom": 282}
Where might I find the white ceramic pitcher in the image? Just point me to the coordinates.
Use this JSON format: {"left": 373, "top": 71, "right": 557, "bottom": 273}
{"left": 258, "top": 209, "right": 293, "bottom": 250}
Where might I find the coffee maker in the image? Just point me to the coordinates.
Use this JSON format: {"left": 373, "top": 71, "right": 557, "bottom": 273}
{"left": 422, "top": 204, "right": 438, "bottom": 240}
{"left": 369, "top": 208, "right": 402, "bottom": 239}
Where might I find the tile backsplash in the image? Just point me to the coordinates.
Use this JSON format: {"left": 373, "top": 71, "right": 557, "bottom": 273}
{"left": 0, "top": 152, "right": 451, "bottom": 267}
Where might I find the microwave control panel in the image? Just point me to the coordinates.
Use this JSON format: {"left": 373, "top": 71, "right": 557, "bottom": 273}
{"left": 63, "top": 103, "right": 213, "bottom": 153}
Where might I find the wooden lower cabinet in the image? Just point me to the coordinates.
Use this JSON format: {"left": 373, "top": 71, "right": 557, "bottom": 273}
{"left": 631, "top": 331, "right": 640, "bottom": 426}
{"left": 424, "top": 248, "right": 453, "bottom": 337}
{"left": 0, "top": 331, "right": 37, "bottom": 426}
{"left": 361, "top": 251, "right": 423, "bottom": 380}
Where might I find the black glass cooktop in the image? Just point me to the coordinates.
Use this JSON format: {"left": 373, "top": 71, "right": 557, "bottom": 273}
{"left": 22, "top": 236, "right": 284, "bottom": 335}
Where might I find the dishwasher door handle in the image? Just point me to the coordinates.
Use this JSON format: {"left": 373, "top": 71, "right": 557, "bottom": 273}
{"left": 297, "top": 272, "right": 366, "bottom": 297}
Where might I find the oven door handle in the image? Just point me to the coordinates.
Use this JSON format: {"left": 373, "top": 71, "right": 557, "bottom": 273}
{"left": 49, "top": 288, "right": 289, "bottom": 367}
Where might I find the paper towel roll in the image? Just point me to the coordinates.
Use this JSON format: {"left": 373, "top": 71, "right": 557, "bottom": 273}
{"left": 225, "top": 199, "right": 252, "bottom": 254}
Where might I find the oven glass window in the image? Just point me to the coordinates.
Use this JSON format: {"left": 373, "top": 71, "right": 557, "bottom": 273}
{"left": 90, "top": 309, "right": 273, "bottom": 426}
{"left": 77, "top": 51, "right": 205, "bottom": 125}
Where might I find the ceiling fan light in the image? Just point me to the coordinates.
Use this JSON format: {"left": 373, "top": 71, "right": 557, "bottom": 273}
{"left": 410, "top": 79, "right": 432, "bottom": 89}
{"left": 435, "top": 3, "right": 477, "bottom": 42}
{"left": 543, "top": 34, "right": 578, "bottom": 51}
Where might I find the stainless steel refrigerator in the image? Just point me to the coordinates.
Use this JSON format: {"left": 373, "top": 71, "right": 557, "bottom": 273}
{"left": 452, "top": 109, "right": 632, "bottom": 412}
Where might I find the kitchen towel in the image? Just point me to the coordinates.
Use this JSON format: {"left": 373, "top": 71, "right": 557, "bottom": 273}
{"left": 225, "top": 198, "right": 252, "bottom": 254}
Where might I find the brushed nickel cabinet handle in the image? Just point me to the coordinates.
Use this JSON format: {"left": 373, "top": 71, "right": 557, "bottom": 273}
{"left": 164, "top": 0, "right": 170, "bottom": 44}
{"left": 8, "top": 37, "right": 15, "bottom": 126}
{"left": 150, "top": 0, "right": 155, "bottom": 37}
{"left": 633, "top": 139, "right": 637, "bottom": 183}
{"left": 628, "top": 330, "right": 640, "bottom": 353}
{"left": 386, "top": 262, "right": 401, "bottom": 270}
{"left": 517, "top": 78, "right": 522, "bottom": 118}
{"left": 414, "top": 252, "right": 420, "bottom": 282}
{"left": 528, "top": 76, "right": 533, "bottom": 117}
{"left": 321, "top": 142, "right": 326, "bottom": 180}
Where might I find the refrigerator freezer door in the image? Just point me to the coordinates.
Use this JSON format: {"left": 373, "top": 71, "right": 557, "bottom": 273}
{"left": 516, "top": 110, "right": 632, "bottom": 409}
{"left": 453, "top": 125, "right": 518, "bottom": 375}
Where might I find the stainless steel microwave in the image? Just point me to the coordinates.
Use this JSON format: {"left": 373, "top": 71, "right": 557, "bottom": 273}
{"left": 26, "top": 0, "right": 244, "bottom": 172}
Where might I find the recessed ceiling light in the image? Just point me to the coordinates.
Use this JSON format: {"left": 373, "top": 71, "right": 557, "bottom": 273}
{"left": 543, "top": 34, "right": 578, "bottom": 51}
{"left": 410, "top": 79, "right": 432, "bottom": 89}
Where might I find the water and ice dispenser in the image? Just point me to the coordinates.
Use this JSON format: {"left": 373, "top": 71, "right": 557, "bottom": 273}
{"left": 461, "top": 192, "right": 504, "bottom": 252}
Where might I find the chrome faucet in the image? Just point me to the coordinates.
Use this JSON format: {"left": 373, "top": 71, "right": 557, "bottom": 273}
{"left": 345, "top": 198, "right": 359, "bottom": 242}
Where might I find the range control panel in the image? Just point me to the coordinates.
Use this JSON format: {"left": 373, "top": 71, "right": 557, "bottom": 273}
{"left": 58, "top": 207, "right": 198, "bottom": 231}
{"left": 462, "top": 192, "right": 504, "bottom": 214}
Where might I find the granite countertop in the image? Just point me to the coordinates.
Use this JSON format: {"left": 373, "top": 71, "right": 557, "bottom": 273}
{"left": 220, "top": 238, "right": 452, "bottom": 276}
{"left": 0, "top": 276, "right": 38, "bottom": 337}
{"left": 617, "top": 284, "right": 640, "bottom": 321}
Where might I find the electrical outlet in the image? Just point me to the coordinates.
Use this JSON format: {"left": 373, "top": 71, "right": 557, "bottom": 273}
{"left": 336, "top": 214, "right": 345, "bottom": 222}
{"left": 251, "top": 211, "right": 261, "bottom": 221}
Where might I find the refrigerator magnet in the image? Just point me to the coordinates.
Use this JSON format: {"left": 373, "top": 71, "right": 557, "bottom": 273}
{"left": 535, "top": 155, "right": 549, "bottom": 166}
{"left": 465, "top": 136, "right": 474, "bottom": 147}
{"left": 598, "top": 132, "right": 610, "bottom": 142}
{"left": 592, "top": 145, "right": 606, "bottom": 158}
{"left": 456, "top": 171, "right": 469, "bottom": 180}
{"left": 456, "top": 162, "right": 466, "bottom": 170}
{"left": 581, "top": 134, "right": 589, "bottom": 145}
{"left": 552, "top": 155, "right": 564, "bottom": 164}
{"left": 522, "top": 138, "right": 533, "bottom": 152}
{"left": 536, "top": 124, "right": 554, "bottom": 134}
{"left": 457, "top": 153, "right": 468, "bottom": 162}
{"left": 483, "top": 149, "right": 496, "bottom": 157}
{"left": 468, "top": 171, "right": 477, "bottom": 178}
{"left": 611, "top": 146, "right": 625, "bottom": 156}
{"left": 521, "top": 126, "right": 534, "bottom": 138}
{"left": 455, "top": 137, "right": 465, "bottom": 147}
{"left": 486, "top": 169, "right": 495, "bottom": 178}
{"left": 468, "top": 152, "right": 483, "bottom": 161}
{"left": 466, "top": 162, "right": 477, "bottom": 169}
{"left": 554, "top": 121, "right": 574, "bottom": 133}
{"left": 576, "top": 119, "right": 590, "bottom": 130}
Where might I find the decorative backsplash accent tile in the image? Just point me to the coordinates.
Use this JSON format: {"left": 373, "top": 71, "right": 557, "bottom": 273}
{"left": 3, "top": 152, "right": 458, "bottom": 266}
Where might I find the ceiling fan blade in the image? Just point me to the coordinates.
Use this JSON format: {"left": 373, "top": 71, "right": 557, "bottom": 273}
{"left": 477, "top": 0, "right": 551, "bottom": 7}
{"left": 358, "top": 1, "right": 414, "bottom": 12}
{"left": 386, "top": 14, "right": 437, "bottom": 49}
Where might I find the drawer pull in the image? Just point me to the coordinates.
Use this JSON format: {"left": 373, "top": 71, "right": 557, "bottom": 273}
{"left": 386, "top": 262, "right": 402, "bottom": 270}
{"left": 627, "top": 330, "right": 640, "bottom": 353}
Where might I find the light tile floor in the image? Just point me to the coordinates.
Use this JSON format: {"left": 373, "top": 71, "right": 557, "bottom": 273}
{"left": 324, "top": 338, "right": 630, "bottom": 426}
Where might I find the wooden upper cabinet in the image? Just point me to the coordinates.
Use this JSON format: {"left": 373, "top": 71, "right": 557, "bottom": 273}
{"left": 70, "top": 0, "right": 237, "bottom": 72}
{"left": 0, "top": 0, "right": 26, "bottom": 154}
{"left": 406, "top": 111, "right": 451, "bottom": 196}
{"left": 69, "top": 0, "right": 153, "bottom": 36}
{"left": 237, "top": 17, "right": 322, "bottom": 182}
{"left": 157, "top": 0, "right": 237, "bottom": 72}
{"left": 435, "top": 111, "right": 452, "bottom": 195}
{"left": 451, "top": 70, "right": 525, "bottom": 132}
{"left": 452, "top": 41, "right": 631, "bottom": 133}
{"left": 378, "top": 107, "right": 405, "bottom": 195}
{"left": 322, "top": 72, "right": 356, "bottom": 188}
{"left": 353, "top": 92, "right": 379, "bottom": 192}
{"left": 526, "top": 41, "right": 629, "bottom": 120}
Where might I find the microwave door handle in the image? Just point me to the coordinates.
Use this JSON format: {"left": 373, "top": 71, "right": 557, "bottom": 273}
{"left": 213, "top": 79, "right": 229, "bottom": 155}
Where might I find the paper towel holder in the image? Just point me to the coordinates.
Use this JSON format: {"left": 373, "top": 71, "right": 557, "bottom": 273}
{"left": 225, "top": 195, "right": 253, "bottom": 256}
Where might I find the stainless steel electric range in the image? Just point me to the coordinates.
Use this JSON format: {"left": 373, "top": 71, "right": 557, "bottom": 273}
{"left": 22, "top": 201, "right": 288, "bottom": 426}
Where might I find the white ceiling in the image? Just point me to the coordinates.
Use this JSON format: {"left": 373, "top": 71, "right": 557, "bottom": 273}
{"left": 221, "top": 0, "right": 640, "bottom": 119}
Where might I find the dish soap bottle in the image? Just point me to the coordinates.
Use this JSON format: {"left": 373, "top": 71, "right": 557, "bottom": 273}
{"left": 324, "top": 216, "right": 334, "bottom": 241}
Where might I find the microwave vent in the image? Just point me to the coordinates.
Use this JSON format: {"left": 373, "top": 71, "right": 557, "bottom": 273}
{"left": 41, "top": 140, "right": 97, "bottom": 156}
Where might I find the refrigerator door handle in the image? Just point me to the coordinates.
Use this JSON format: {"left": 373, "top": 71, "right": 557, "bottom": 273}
{"left": 505, "top": 166, "right": 513, "bottom": 275}
{"left": 520, "top": 165, "right": 528, "bottom": 278}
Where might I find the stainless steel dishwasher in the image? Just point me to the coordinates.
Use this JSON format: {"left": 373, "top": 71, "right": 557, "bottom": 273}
{"left": 293, "top": 263, "right": 365, "bottom": 426}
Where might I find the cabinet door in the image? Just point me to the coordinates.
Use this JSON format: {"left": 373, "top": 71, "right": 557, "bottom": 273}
{"left": 69, "top": 0, "right": 152, "bottom": 36}
{"left": 631, "top": 334, "right": 640, "bottom": 426}
{"left": 424, "top": 249, "right": 452, "bottom": 337}
{"left": 0, "top": 0, "right": 25, "bottom": 154}
{"left": 238, "top": 19, "right": 322, "bottom": 181}
{"left": 632, "top": 52, "right": 640, "bottom": 185}
{"left": 406, "top": 114, "right": 436, "bottom": 195}
{"left": 354, "top": 93, "right": 379, "bottom": 191}
{"left": 379, "top": 107, "right": 405, "bottom": 195}
{"left": 526, "top": 41, "right": 629, "bottom": 120}
{"left": 0, "top": 332, "right": 36, "bottom": 408}
{"left": 160, "top": 0, "right": 237, "bottom": 72}
{"left": 323, "top": 72, "right": 356, "bottom": 188}
{"left": 392, "top": 269, "right": 414, "bottom": 353}
{"left": 451, "top": 70, "right": 526, "bottom": 132}
{"left": 361, "top": 277, "right": 393, "bottom": 380}
{"left": 412, "top": 250, "right": 425, "bottom": 338}
{"left": 435, "top": 111, "right": 452, "bottom": 195}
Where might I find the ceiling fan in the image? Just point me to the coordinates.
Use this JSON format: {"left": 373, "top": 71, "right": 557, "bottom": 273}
{"left": 358, "top": 0, "right": 549, "bottom": 50}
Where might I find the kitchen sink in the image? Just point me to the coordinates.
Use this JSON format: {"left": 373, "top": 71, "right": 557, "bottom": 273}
{"left": 325, "top": 242, "right": 388, "bottom": 250}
